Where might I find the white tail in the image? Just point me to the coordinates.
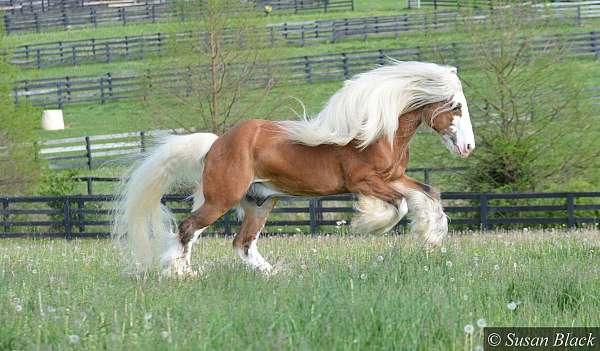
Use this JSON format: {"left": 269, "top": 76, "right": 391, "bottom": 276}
{"left": 112, "top": 133, "right": 218, "bottom": 272}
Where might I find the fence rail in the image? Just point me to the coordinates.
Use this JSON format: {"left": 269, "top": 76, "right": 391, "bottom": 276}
{"left": 7, "top": 2, "right": 600, "bottom": 69}
{"left": 72, "top": 167, "right": 469, "bottom": 194}
{"left": 13, "top": 30, "right": 600, "bottom": 108}
{"left": 1, "top": 192, "right": 598, "bottom": 238}
{"left": 2, "top": 0, "right": 354, "bottom": 33}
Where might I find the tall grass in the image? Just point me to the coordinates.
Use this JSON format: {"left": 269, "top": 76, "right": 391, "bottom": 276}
{"left": 1, "top": 229, "right": 599, "bottom": 350}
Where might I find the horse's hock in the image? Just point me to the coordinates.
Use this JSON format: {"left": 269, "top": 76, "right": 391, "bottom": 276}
{"left": 41, "top": 110, "right": 65, "bottom": 131}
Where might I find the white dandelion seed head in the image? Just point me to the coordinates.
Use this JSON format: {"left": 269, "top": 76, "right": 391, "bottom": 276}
{"left": 15, "top": 304, "right": 22, "bottom": 312}
{"left": 68, "top": 335, "right": 80, "bottom": 344}
{"left": 464, "top": 324, "right": 474, "bottom": 334}
{"left": 476, "top": 318, "right": 486, "bottom": 328}
{"left": 494, "top": 264, "right": 500, "bottom": 271}
{"left": 144, "top": 312, "right": 153, "bottom": 321}
{"left": 424, "top": 265, "right": 429, "bottom": 271}
{"left": 360, "top": 273, "right": 367, "bottom": 280}
{"left": 507, "top": 301, "right": 518, "bottom": 311}
{"left": 440, "top": 247, "right": 447, "bottom": 254}
{"left": 449, "top": 277, "right": 455, "bottom": 282}
{"left": 446, "top": 260, "right": 453, "bottom": 268}
{"left": 160, "top": 331, "right": 170, "bottom": 339}
{"left": 376, "top": 255, "right": 384, "bottom": 262}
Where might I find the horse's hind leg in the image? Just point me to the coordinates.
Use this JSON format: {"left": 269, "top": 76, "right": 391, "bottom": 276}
{"left": 233, "top": 197, "right": 277, "bottom": 273}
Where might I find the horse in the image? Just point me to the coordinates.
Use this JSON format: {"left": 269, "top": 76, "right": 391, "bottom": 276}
{"left": 112, "top": 61, "right": 475, "bottom": 276}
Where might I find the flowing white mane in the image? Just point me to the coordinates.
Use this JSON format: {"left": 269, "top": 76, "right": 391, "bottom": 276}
{"left": 279, "top": 61, "right": 463, "bottom": 148}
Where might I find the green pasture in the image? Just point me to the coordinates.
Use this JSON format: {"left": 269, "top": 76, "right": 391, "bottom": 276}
{"left": 1, "top": 230, "right": 599, "bottom": 350}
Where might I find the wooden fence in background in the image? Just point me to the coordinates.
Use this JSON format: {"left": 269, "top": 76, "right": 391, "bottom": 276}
{"left": 13, "top": 30, "right": 600, "bottom": 108}
{"left": 2, "top": 0, "right": 355, "bottom": 33}
{"left": 1, "top": 192, "right": 598, "bottom": 238}
{"left": 8, "top": 3, "right": 600, "bottom": 69}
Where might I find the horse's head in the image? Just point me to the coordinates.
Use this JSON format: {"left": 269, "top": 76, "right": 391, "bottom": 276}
{"left": 423, "top": 91, "right": 475, "bottom": 158}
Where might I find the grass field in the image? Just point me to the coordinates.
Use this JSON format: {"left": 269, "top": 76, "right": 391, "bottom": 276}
{"left": 1, "top": 229, "right": 600, "bottom": 350}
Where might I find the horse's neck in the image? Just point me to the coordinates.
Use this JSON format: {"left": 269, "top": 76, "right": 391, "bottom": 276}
{"left": 392, "top": 110, "right": 422, "bottom": 159}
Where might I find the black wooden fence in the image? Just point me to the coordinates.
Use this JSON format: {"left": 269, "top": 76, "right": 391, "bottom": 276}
{"left": 13, "top": 30, "right": 600, "bottom": 108}
{"left": 1, "top": 192, "right": 598, "bottom": 238}
{"left": 72, "top": 168, "right": 468, "bottom": 194}
{"left": 8, "top": 3, "right": 600, "bottom": 70}
{"left": 2, "top": 0, "right": 355, "bottom": 33}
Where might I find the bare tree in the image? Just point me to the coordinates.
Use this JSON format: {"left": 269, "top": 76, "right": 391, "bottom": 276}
{"left": 141, "top": 0, "right": 279, "bottom": 135}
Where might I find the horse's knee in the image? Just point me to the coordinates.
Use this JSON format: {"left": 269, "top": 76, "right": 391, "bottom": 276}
{"left": 178, "top": 204, "right": 226, "bottom": 244}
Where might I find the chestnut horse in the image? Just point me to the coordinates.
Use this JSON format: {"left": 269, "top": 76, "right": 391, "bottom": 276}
{"left": 112, "top": 61, "right": 475, "bottom": 276}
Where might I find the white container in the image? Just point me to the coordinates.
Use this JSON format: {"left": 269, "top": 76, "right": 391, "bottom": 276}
{"left": 41, "top": 110, "right": 65, "bottom": 131}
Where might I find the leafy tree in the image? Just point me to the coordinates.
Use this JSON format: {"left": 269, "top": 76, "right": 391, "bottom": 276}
{"left": 453, "top": 5, "right": 599, "bottom": 191}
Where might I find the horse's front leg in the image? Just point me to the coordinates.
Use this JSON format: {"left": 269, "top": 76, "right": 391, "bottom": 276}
{"left": 347, "top": 174, "right": 409, "bottom": 234}
{"left": 392, "top": 175, "right": 447, "bottom": 245}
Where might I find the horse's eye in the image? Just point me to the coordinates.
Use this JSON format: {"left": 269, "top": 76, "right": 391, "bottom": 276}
{"left": 453, "top": 103, "right": 462, "bottom": 112}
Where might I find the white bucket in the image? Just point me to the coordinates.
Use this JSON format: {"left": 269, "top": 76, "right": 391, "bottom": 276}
{"left": 41, "top": 110, "right": 65, "bottom": 131}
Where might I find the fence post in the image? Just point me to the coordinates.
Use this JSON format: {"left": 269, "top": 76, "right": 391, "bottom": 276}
{"left": 107, "top": 73, "right": 113, "bottom": 101}
{"left": 35, "top": 48, "right": 41, "bottom": 69}
{"left": 2, "top": 198, "right": 9, "bottom": 234}
{"left": 86, "top": 177, "right": 93, "bottom": 195}
{"left": 140, "top": 131, "right": 146, "bottom": 152}
{"left": 85, "top": 136, "right": 92, "bottom": 170}
{"left": 342, "top": 53, "right": 349, "bottom": 79}
{"left": 304, "top": 56, "right": 312, "bottom": 83}
{"left": 77, "top": 197, "right": 85, "bottom": 233}
{"left": 424, "top": 168, "right": 431, "bottom": 184}
{"left": 309, "top": 198, "right": 318, "bottom": 236}
{"left": 64, "top": 197, "right": 73, "bottom": 240}
{"left": 56, "top": 81, "right": 63, "bottom": 109}
{"left": 34, "top": 12, "right": 40, "bottom": 33}
{"left": 566, "top": 193, "right": 575, "bottom": 228}
{"left": 479, "top": 194, "right": 489, "bottom": 231}
{"left": 591, "top": 31, "right": 598, "bottom": 61}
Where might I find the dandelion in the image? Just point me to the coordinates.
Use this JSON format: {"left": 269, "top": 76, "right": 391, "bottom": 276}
{"left": 311, "top": 248, "right": 317, "bottom": 254}
{"left": 376, "top": 255, "right": 384, "bottom": 262}
{"left": 68, "top": 335, "right": 80, "bottom": 344}
{"left": 423, "top": 265, "right": 429, "bottom": 272}
{"left": 440, "top": 247, "right": 447, "bottom": 254}
{"left": 360, "top": 273, "right": 367, "bottom": 280}
{"left": 507, "top": 301, "right": 518, "bottom": 311}
{"left": 464, "top": 324, "right": 474, "bottom": 334}
{"left": 160, "top": 331, "right": 170, "bottom": 339}
{"left": 446, "top": 260, "right": 453, "bottom": 268}
{"left": 494, "top": 264, "right": 500, "bottom": 271}
{"left": 476, "top": 318, "right": 486, "bottom": 328}
{"left": 14, "top": 304, "right": 22, "bottom": 312}
{"left": 449, "top": 277, "right": 455, "bottom": 282}
{"left": 144, "top": 312, "right": 153, "bottom": 321}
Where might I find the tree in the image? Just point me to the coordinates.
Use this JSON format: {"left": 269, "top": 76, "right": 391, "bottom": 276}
{"left": 446, "top": 5, "right": 599, "bottom": 191}
{"left": 0, "top": 29, "right": 40, "bottom": 194}
{"left": 141, "top": 0, "right": 279, "bottom": 135}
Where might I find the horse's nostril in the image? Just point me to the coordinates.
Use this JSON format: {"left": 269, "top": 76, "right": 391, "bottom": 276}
{"left": 466, "top": 143, "right": 472, "bottom": 151}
